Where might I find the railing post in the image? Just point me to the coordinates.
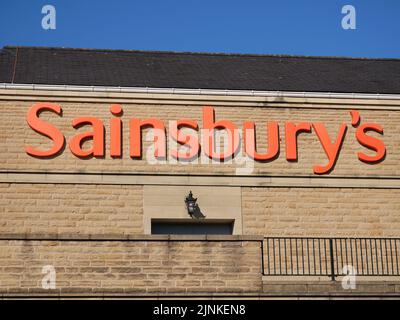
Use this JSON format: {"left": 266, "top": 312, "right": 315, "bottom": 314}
{"left": 329, "top": 238, "right": 336, "bottom": 281}
{"left": 261, "top": 239, "right": 265, "bottom": 276}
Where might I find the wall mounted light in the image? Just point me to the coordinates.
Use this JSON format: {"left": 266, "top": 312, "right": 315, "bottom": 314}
{"left": 185, "top": 191, "right": 205, "bottom": 219}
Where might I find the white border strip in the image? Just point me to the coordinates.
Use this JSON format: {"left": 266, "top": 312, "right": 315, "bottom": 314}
{"left": 1, "top": 83, "right": 400, "bottom": 100}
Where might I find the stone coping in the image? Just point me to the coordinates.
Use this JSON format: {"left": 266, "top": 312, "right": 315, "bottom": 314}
{"left": 1, "top": 291, "right": 400, "bottom": 299}
{"left": 0, "top": 234, "right": 263, "bottom": 242}
{"left": 2, "top": 171, "right": 400, "bottom": 189}
{"left": 2, "top": 87, "right": 400, "bottom": 111}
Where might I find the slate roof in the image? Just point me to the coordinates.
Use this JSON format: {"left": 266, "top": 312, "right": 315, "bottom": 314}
{"left": 1, "top": 46, "right": 399, "bottom": 94}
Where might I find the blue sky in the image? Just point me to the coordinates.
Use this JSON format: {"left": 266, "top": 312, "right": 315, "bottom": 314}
{"left": 0, "top": 0, "right": 399, "bottom": 58}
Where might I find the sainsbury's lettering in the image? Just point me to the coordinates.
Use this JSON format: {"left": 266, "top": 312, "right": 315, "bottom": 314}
{"left": 25, "top": 102, "right": 386, "bottom": 174}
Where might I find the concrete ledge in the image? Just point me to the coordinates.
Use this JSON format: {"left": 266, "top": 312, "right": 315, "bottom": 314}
{"left": 2, "top": 171, "right": 400, "bottom": 188}
{"left": 262, "top": 279, "right": 400, "bottom": 296}
{"left": 1, "top": 291, "right": 400, "bottom": 299}
{"left": 0, "top": 233, "right": 263, "bottom": 242}
{"left": 2, "top": 87, "right": 400, "bottom": 111}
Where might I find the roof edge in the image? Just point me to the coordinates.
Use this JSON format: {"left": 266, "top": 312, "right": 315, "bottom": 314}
{"left": 2, "top": 82, "right": 400, "bottom": 100}
{"left": 3, "top": 45, "right": 400, "bottom": 61}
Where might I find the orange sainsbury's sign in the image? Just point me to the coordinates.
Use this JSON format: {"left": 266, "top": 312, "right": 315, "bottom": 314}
{"left": 25, "top": 102, "right": 386, "bottom": 175}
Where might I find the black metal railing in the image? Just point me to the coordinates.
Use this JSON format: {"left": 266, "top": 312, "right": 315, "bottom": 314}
{"left": 262, "top": 237, "right": 400, "bottom": 280}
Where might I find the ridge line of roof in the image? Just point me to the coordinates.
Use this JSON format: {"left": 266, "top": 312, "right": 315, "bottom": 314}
{"left": 3, "top": 45, "right": 400, "bottom": 61}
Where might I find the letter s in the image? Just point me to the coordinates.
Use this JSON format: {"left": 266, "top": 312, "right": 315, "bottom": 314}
{"left": 25, "top": 102, "right": 65, "bottom": 157}
{"left": 356, "top": 123, "right": 386, "bottom": 163}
